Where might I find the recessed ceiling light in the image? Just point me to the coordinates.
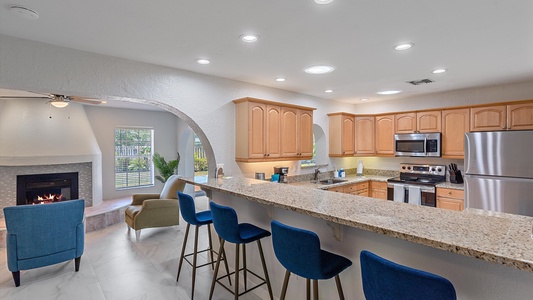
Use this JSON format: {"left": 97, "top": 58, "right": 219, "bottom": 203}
{"left": 195, "top": 59, "right": 210, "bottom": 65}
{"left": 304, "top": 65, "right": 335, "bottom": 75}
{"left": 315, "top": 0, "right": 334, "bottom": 4}
{"left": 394, "top": 43, "right": 414, "bottom": 51}
{"left": 324, "top": 89, "right": 333, "bottom": 93}
{"left": 377, "top": 90, "right": 401, "bottom": 95}
{"left": 275, "top": 78, "right": 286, "bottom": 82}
{"left": 432, "top": 69, "right": 447, "bottom": 74}
{"left": 360, "top": 98, "right": 369, "bottom": 102}
{"left": 10, "top": 5, "right": 39, "bottom": 20}
{"left": 240, "top": 34, "right": 259, "bottom": 43}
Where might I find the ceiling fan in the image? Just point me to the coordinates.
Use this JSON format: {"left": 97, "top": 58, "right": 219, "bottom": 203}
{"left": 0, "top": 88, "right": 105, "bottom": 108}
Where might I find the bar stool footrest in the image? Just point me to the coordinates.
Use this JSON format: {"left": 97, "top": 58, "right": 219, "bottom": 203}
{"left": 215, "top": 267, "right": 267, "bottom": 297}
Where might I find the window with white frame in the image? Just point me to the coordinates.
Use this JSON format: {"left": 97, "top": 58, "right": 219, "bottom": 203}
{"left": 114, "top": 127, "right": 154, "bottom": 189}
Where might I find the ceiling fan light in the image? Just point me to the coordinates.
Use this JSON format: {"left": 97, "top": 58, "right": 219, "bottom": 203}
{"left": 50, "top": 101, "right": 69, "bottom": 108}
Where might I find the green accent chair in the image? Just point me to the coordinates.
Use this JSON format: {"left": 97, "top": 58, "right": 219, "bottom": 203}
{"left": 125, "top": 175, "right": 185, "bottom": 241}
{"left": 3, "top": 199, "right": 85, "bottom": 287}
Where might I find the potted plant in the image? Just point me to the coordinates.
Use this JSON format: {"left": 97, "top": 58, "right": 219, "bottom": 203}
{"left": 153, "top": 152, "right": 180, "bottom": 183}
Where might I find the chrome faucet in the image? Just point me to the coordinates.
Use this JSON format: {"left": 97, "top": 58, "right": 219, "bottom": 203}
{"left": 314, "top": 168, "right": 321, "bottom": 181}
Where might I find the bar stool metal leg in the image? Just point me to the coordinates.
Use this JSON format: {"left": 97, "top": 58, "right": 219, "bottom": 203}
{"left": 257, "top": 239, "right": 273, "bottom": 300}
{"left": 233, "top": 243, "right": 240, "bottom": 300}
{"left": 335, "top": 275, "right": 345, "bottom": 300}
{"left": 242, "top": 244, "right": 247, "bottom": 291}
{"left": 306, "top": 279, "right": 311, "bottom": 300}
{"left": 176, "top": 223, "right": 191, "bottom": 281}
{"left": 313, "top": 279, "right": 319, "bottom": 300}
{"left": 208, "top": 224, "right": 214, "bottom": 268}
{"left": 191, "top": 225, "right": 200, "bottom": 300}
{"left": 280, "top": 270, "right": 291, "bottom": 300}
{"left": 209, "top": 239, "right": 225, "bottom": 300}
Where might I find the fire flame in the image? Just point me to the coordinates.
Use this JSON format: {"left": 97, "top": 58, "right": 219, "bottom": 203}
{"left": 34, "top": 194, "right": 63, "bottom": 204}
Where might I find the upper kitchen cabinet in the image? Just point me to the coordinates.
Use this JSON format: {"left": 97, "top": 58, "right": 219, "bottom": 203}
{"left": 441, "top": 108, "right": 470, "bottom": 158}
{"left": 375, "top": 114, "right": 395, "bottom": 156}
{"left": 234, "top": 97, "right": 315, "bottom": 162}
{"left": 470, "top": 105, "right": 506, "bottom": 131}
{"left": 328, "top": 113, "right": 355, "bottom": 157}
{"left": 280, "top": 107, "right": 314, "bottom": 159}
{"left": 354, "top": 116, "right": 375, "bottom": 155}
{"left": 471, "top": 102, "right": 533, "bottom": 131}
{"left": 395, "top": 111, "right": 441, "bottom": 133}
{"left": 507, "top": 102, "right": 533, "bottom": 130}
{"left": 394, "top": 112, "right": 416, "bottom": 133}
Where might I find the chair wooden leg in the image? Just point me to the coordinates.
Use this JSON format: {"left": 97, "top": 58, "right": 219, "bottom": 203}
{"left": 135, "top": 230, "right": 141, "bottom": 241}
{"left": 306, "top": 279, "right": 311, "bottom": 300}
{"left": 234, "top": 243, "right": 240, "bottom": 300}
{"left": 280, "top": 270, "right": 291, "bottom": 300}
{"left": 177, "top": 223, "right": 191, "bottom": 281}
{"left": 75, "top": 256, "right": 81, "bottom": 271}
{"left": 12, "top": 271, "right": 20, "bottom": 287}
{"left": 313, "top": 279, "right": 319, "bottom": 300}
{"left": 335, "top": 275, "right": 345, "bottom": 300}
{"left": 209, "top": 239, "right": 225, "bottom": 300}
{"left": 257, "top": 239, "right": 273, "bottom": 300}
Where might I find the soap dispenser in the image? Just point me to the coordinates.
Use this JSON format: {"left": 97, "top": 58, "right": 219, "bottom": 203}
{"left": 356, "top": 160, "right": 364, "bottom": 176}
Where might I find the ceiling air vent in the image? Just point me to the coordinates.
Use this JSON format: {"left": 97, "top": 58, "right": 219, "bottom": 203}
{"left": 406, "top": 79, "right": 434, "bottom": 85}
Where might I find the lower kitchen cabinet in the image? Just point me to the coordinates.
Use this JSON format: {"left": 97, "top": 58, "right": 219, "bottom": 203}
{"left": 370, "top": 181, "right": 388, "bottom": 200}
{"left": 436, "top": 188, "right": 464, "bottom": 211}
{"left": 327, "top": 181, "right": 369, "bottom": 196}
{"left": 344, "top": 181, "right": 369, "bottom": 196}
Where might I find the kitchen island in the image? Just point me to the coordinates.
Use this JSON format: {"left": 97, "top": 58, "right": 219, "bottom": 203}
{"left": 180, "top": 176, "right": 533, "bottom": 299}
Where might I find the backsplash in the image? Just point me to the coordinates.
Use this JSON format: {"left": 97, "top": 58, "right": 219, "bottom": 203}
{"left": 287, "top": 168, "right": 399, "bottom": 183}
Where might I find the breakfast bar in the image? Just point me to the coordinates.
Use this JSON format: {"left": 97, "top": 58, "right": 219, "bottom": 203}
{"left": 180, "top": 176, "right": 533, "bottom": 299}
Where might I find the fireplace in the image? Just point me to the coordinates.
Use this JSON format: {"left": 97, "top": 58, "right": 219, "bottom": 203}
{"left": 17, "top": 172, "right": 79, "bottom": 205}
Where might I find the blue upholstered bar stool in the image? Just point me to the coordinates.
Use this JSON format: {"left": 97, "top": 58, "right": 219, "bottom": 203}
{"left": 270, "top": 220, "right": 352, "bottom": 300}
{"left": 360, "top": 250, "right": 457, "bottom": 300}
{"left": 209, "top": 201, "right": 274, "bottom": 300}
{"left": 176, "top": 192, "right": 231, "bottom": 300}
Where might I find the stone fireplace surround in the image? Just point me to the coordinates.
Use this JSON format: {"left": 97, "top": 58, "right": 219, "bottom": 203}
{"left": 0, "top": 162, "right": 93, "bottom": 217}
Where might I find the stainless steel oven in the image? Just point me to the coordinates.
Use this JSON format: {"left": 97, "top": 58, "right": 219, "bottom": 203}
{"left": 386, "top": 163, "right": 446, "bottom": 207}
{"left": 394, "top": 133, "right": 441, "bottom": 157}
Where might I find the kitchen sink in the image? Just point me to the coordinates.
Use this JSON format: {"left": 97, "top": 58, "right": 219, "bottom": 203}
{"left": 319, "top": 178, "right": 348, "bottom": 185}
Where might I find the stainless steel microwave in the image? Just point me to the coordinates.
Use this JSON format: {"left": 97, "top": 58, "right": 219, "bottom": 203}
{"left": 394, "top": 133, "right": 441, "bottom": 157}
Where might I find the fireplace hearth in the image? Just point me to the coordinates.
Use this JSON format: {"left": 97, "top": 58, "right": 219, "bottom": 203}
{"left": 17, "top": 172, "right": 79, "bottom": 205}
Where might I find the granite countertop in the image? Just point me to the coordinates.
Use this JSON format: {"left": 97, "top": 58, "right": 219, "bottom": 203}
{"left": 436, "top": 182, "right": 465, "bottom": 190}
{"left": 180, "top": 176, "right": 533, "bottom": 272}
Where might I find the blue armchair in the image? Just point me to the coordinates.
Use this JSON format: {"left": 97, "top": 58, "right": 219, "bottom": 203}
{"left": 3, "top": 199, "right": 85, "bottom": 287}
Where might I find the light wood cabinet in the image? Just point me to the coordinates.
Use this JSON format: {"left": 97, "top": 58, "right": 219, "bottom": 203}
{"left": 344, "top": 181, "right": 369, "bottom": 196}
{"left": 441, "top": 108, "right": 470, "bottom": 158}
{"left": 370, "top": 181, "right": 388, "bottom": 200}
{"left": 437, "top": 188, "right": 464, "bottom": 211}
{"left": 327, "top": 186, "right": 344, "bottom": 193}
{"left": 375, "top": 115, "right": 395, "bottom": 156}
{"left": 234, "top": 97, "right": 315, "bottom": 162}
{"left": 355, "top": 116, "right": 375, "bottom": 155}
{"left": 281, "top": 107, "right": 313, "bottom": 159}
{"left": 395, "top": 111, "right": 441, "bottom": 133}
{"left": 417, "top": 111, "right": 441, "bottom": 132}
{"left": 328, "top": 113, "right": 355, "bottom": 157}
{"left": 395, "top": 113, "right": 417, "bottom": 133}
{"left": 470, "top": 105, "right": 506, "bottom": 131}
{"left": 507, "top": 102, "right": 533, "bottom": 130}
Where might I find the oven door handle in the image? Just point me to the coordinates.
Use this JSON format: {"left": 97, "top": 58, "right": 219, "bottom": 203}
{"left": 423, "top": 137, "right": 427, "bottom": 156}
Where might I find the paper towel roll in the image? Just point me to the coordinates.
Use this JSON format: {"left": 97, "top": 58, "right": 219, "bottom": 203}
{"left": 356, "top": 160, "right": 363, "bottom": 175}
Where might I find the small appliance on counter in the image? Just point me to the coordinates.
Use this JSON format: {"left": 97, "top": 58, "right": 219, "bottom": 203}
{"left": 273, "top": 166, "right": 289, "bottom": 183}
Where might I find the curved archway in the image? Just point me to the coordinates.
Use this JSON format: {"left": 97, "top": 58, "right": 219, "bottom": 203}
{"left": 106, "top": 96, "right": 217, "bottom": 178}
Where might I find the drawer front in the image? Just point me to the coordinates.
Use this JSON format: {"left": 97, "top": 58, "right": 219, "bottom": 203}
{"left": 328, "top": 187, "right": 344, "bottom": 193}
{"left": 371, "top": 181, "right": 387, "bottom": 190}
{"left": 436, "top": 188, "right": 464, "bottom": 199}
{"left": 437, "top": 197, "right": 464, "bottom": 211}
{"left": 344, "top": 182, "right": 369, "bottom": 193}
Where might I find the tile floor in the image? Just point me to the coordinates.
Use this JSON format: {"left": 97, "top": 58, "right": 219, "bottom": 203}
{"left": 0, "top": 196, "right": 264, "bottom": 300}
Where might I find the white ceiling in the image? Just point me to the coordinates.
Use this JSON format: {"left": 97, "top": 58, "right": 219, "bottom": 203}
{"left": 1, "top": 0, "right": 533, "bottom": 105}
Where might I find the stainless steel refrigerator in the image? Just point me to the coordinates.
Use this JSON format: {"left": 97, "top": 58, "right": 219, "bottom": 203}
{"left": 464, "top": 131, "right": 533, "bottom": 217}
